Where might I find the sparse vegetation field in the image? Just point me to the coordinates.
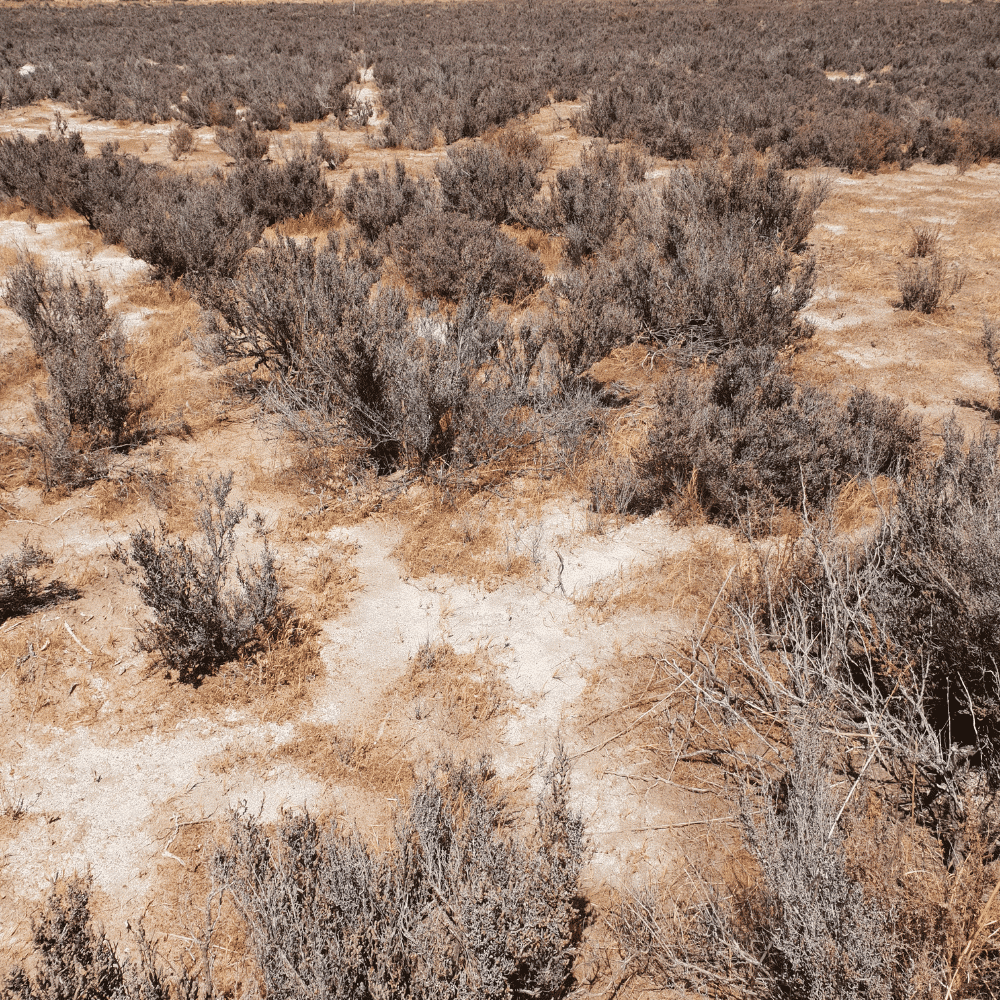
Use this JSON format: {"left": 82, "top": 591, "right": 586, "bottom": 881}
{"left": 1, "top": 1, "right": 1000, "bottom": 997}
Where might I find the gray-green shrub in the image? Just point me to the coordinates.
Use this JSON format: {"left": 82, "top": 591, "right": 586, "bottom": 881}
{"left": 389, "top": 210, "right": 543, "bottom": 303}
{"left": 215, "top": 753, "right": 584, "bottom": 1000}
{"left": 112, "top": 473, "right": 292, "bottom": 683}
{"left": 643, "top": 345, "right": 920, "bottom": 525}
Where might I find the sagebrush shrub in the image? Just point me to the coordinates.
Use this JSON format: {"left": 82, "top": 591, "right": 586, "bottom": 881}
{"left": 229, "top": 150, "right": 330, "bottom": 227}
{"left": 643, "top": 346, "right": 920, "bottom": 526}
{"left": 112, "top": 473, "right": 293, "bottom": 683}
{"left": 894, "top": 252, "right": 966, "bottom": 313}
{"left": 389, "top": 210, "right": 543, "bottom": 303}
{"left": 341, "top": 161, "right": 436, "bottom": 242}
{"left": 0, "top": 128, "right": 90, "bottom": 218}
{"left": 580, "top": 80, "right": 694, "bottom": 160}
{"left": 611, "top": 730, "right": 909, "bottom": 998}
{"left": 311, "top": 130, "right": 349, "bottom": 169}
{"left": 216, "top": 752, "right": 584, "bottom": 1000}
{"left": 545, "top": 141, "right": 651, "bottom": 262}
{"left": 0, "top": 541, "right": 51, "bottom": 623}
{"left": 215, "top": 119, "right": 270, "bottom": 160}
{"left": 4, "top": 258, "right": 145, "bottom": 485}
{"left": 5, "top": 259, "right": 139, "bottom": 452}
{"left": 1, "top": 878, "right": 195, "bottom": 1000}
{"left": 435, "top": 126, "right": 547, "bottom": 225}
{"left": 202, "top": 236, "right": 547, "bottom": 472}
{"left": 199, "top": 234, "right": 378, "bottom": 379}
{"left": 547, "top": 153, "right": 823, "bottom": 375}
{"left": 817, "top": 421, "right": 1000, "bottom": 790}
{"left": 167, "top": 122, "right": 195, "bottom": 161}
{"left": 97, "top": 165, "right": 265, "bottom": 281}
{"left": 0, "top": 132, "right": 298, "bottom": 281}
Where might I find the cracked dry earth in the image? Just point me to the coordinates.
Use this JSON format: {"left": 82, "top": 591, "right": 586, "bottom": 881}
{"left": 1, "top": 99, "right": 1000, "bottom": 977}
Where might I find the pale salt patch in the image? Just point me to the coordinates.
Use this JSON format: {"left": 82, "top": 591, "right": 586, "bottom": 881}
{"left": 824, "top": 70, "right": 867, "bottom": 83}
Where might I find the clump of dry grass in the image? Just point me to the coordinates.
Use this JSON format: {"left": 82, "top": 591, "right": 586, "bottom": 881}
{"left": 394, "top": 491, "right": 545, "bottom": 590}
{"left": 575, "top": 533, "right": 737, "bottom": 622}
{"left": 405, "top": 638, "right": 511, "bottom": 735}
{"left": 907, "top": 222, "right": 941, "bottom": 258}
{"left": 273, "top": 721, "right": 415, "bottom": 796}
{"left": 305, "top": 541, "right": 359, "bottom": 619}
{"left": 0, "top": 346, "right": 44, "bottom": 401}
{"left": 0, "top": 615, "right": 109, "bottom": 729}
{"left": 831, "top": 475, "right": 898, "bottom": 532}
{"left": 894, "top": 252, "right": 966, "bottom": 313}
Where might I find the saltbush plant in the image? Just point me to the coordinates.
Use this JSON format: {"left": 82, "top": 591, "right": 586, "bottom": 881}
{"left": 216, "top": 753, "right": 584, "bottom": 1000}
{"left": 547, "top": 154, "right": 824, "bottom": 376}
{"left": 643, "top": 345, "right": 920, "bottom": 525}
{"left": 545, "top": 141, "right": 651, "bottom": 263}
{"left": 0, "top": 542, "right": 52, "bottom": 624}
{"left": 214, "top": 119, "right": 270, "bottom": 161}
{"left": 435, "top": 125, "right": 548, "bottom": 226}
{"left": 389, "top": 210, "right": 543, "bottom": 303}
{"left": 341, "top": 161, "right": 436, "bottom": 243}
{"left": 202, "top": 236, "right": 551, "bottom": 473}
{"left": 894, "top": 252, "right": 966, "bottom": 313}
{"left": 0, "top": 130, "right": 325, "bottom": 283}
{"left": 5, "top": 259, "right": 139, "bottom": 451}
{"left": 112, "top": 473, "right": 293, "bottom": 683}
{"left": 793, "top": 421, "right": 1000, "bottom": 795}
{"left": 4, "top": 258, "right": 145, "bottom": 485}
{"left": 1, "top": 879, "right": 196, "bottom": 1000}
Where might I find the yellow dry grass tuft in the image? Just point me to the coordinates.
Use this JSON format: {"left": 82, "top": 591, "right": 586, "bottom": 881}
{"left": 832, "top": 475, "right": 898, "bottom": 533}
{"left": 403, "top": 638, "right": 512, "bottom": 737}
{"left": 576, "top": 532, "right": 737, "bottom": 623}
{"left": 394, "top": 490, "right": 544, "bottom": 590}
{"left": 272, "top": 720, "right": 416, "bottom": 798}
{"left": 305, "top": 540, "right": 359, "bottom": 619}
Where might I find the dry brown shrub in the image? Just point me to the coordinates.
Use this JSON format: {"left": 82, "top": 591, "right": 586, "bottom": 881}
{"left": 246, "top": 618, "right": 323, "bottom": 690}
{"left": 907, "top": 222, "right": 942, "bottom": 259}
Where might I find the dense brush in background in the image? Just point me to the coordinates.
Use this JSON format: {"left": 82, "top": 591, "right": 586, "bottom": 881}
{"left": 4, "top": 0, "right": 1000, "bottom": 168}
{"left": 0, "top": 130, "right": 328, "bottom": 280}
